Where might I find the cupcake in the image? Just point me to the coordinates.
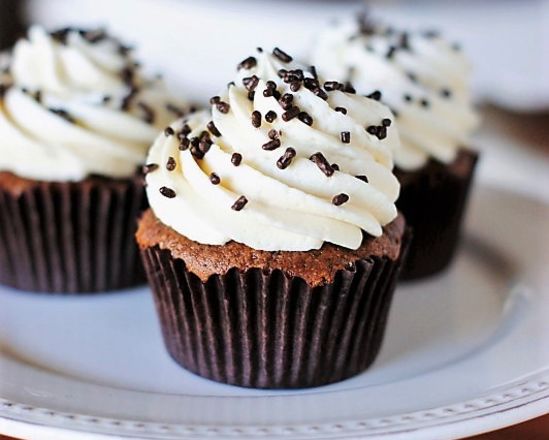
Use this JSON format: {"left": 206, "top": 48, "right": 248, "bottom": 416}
{"left": 0, "top": 26, "right": 187, "bottom": 293}
{"left": 137, "top": 47, "right": 410, "bottom": 388}
{"left": 312, "top": 16, "right": 479, "bottom": 279}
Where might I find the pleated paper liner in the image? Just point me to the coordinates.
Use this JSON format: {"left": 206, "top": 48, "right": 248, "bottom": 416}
{"left": 395, "top": 148, "right": 478, "bottom": 280}
{"left": 142, "top": 229, "right": 410, "bottom": 389}
{"left": 0, "top": 172, "right": 147, "bottom": 293}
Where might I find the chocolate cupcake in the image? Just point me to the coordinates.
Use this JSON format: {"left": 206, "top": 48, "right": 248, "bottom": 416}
{"left": 138, "top": 48, "right": 409, "bottom": 388}
{"left": 0, "top": 26, "right": 186, "bottom": 293}
{"left": 312, "top": 16, "right": 480, "bottom": 279}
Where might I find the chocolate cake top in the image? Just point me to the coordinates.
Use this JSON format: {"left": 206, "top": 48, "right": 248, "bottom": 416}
{"left": 137, "top": 208, "right": 406, "bottom": 286}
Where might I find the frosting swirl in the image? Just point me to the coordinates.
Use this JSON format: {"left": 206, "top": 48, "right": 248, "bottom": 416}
{"left": 0, "top": 26, "right": 186, "bottom": 181}
{"left": 312, "top": 17, "right": 479, "bottom": 170}
{"left": 146, "top": 48, "right": 400, "bottom": 251}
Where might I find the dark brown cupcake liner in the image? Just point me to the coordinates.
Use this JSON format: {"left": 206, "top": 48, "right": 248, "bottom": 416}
{"left": 395, "top": 148, "right": 479, "bottom": 280}
{"left": 0, "top": 173, "right": 147, "bottom": 293}
{"left": 141, "top": 229, "right": 410, "bottom": 389}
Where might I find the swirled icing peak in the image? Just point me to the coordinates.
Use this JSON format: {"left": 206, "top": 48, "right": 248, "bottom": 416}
{"left": 145, "top": 48, "right": 401, "bottom": 252}
{"left": 0, "top": 25, "right": 187, "bottom": 181}
{"left": 312, "top": 16, "right": 479, "bottom": 170}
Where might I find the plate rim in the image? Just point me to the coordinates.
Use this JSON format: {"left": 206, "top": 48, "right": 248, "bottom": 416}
{"left": 1, "top": 184, "right": 548, "bottom": 439}
{"left": 0, "top": 369, "right": 548, "bottom": 439}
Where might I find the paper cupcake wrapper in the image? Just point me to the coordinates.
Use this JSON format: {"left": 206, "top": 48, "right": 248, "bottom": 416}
{"left": 141, "top": 231, "right": 410, "bottom": 389}
{"left": 395, "top": 150, "right": 479, "bottom": 280}
{"left": 0, "top": 175, "right": 147, "bottom": 293}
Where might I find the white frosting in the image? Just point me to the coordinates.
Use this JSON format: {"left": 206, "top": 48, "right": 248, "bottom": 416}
{"left": 0, "top": 26, "right": 186, "bottom": 181}
{"left": 312, "top": 19, "right": 479, "bottom": 170}
{"left": 146, "top": 49, "right": 401, "bottom": 252}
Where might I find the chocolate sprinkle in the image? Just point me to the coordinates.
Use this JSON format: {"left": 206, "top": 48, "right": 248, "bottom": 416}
{"left": 335, "top": 107, "right": 348, "bottom": 115}
{"left": 386, "top": 45, "right": 397, "bottom": 59}
{"left": 159, "top": 186, "right": 176, "bottom": 198}
{"left": 282, "top": 106, "right": 300, "bottom": 121}
{"left": 199, "top": 140, "right": 211, "bottom": 155}
{"left": 166, "top": 103, "right": 185, "bottom": 118}
{"left": 243, "top": 75, "right": 259, "bottom": 91}
{"left": 273, "top": 47, "right": 293, "bottom": 63}
{"left": 143, "top": 163, "right": 159, "bottom": 174}
{"left": 382, "top": 118, "right": 392, "bottom": 127}
{"left": 164, "top": 126, "right": 175, "bottom": 136}
{"left": 356, "top": 175, "right": 369, "bottom": 183}
{"left": 314, "top": 88, "right": 329, "bottom": 100}
{"left": 248, "top": 91, "right": 255, "bottom": 101}
{"left": 262, "top": 139, "right": 281, "bottom": 151}
{"left": 251, "top": 110, "right": 262, "bottom": 128}
{"left": 324, "top": 81, "right": 340, "bottom": 92}
{"left": 0, "top": 84, "right": 9, "bottom": 98}
{"left": 265, "top": 111, "right": 277, "bottom": 123}
{"left": 366, "top": 126, "right": 378, "bottom": 136}
{"left": 420, "top": 98, "right": 430, "bottom": 108}
{"left": 179, "top": 138, "right": 190, "bottom": 151}
{"left": 216, "top": 101, "right": 230, "bottom": 114}
{"left": 207, "top": 121, "right": 221, "bottom": 137}
{"left": 138, "top": 102, "right": 155, "bottom": 124}
{"left": 49, "top": 108, "right": 76, "bottom": 123}
{"left": 332, "top": 193, "right": 349, "bottom": 206}
{"left": 231, "top": 195, "right": 248, "bottom": 211}
{"left": 209, "top": 173, "right": 221, "bottom": 185}
{"left": 181, "top": 123, "right": 192, "bottom": 136}
{"left": 331, "top": 163, "right": 340, "bottom": 171}
{"left": 298, "top": 111, "right": 313, "bottom": 126}
{"left": 166, "top": 156, "right": 176, "bottom": 171}
{"left": 268, "top": 129, "right": 279, "bottom": 139}
{"left": 277, "top": 147, "right": 296, "bottom": 170}
{"left": 377, "top": 126, "right": 387, "bottom": 140}
{"left": 210, "top": 96, "right": 221, "bottom": 105}
{"left": 341, "top": 131, "right": 351, "bottom": 143}
{"left": 190, "top": 145, "right": 204, "bottom": 159}
{"left": 344, "top": 82, "right": 356, "bottom": 94}
{"left": 290, "top": 81, "right": 301, "bottom": 92}
{"left": 309, "top": 152, "right": 334, "bottom": 177}
{"left": 399, "top": 33, "right": 411, "bottom": 50}
{"left": 423, "top": 30, "right": 440, "bottom": 39}
{"left": 367, "top": 90, "right": 382, "bottom": 101}
{"left": 441, "top": 88, "right": 452, "bottom": 98}
{"left": 238, "top": 56, "right": 257, "bottom": 70}
{"left": 231, "top": 152, "right": 242, "bottom": 166}
{"left": 279, "top": 93, "right": 294, "bottom": 110}
{"left": 404, "top": 94, "right": 413, "bottom": 102}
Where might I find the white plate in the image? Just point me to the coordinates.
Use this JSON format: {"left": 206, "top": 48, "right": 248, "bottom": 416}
{"left": 0, "top": 185, "right": 548, "bottom": 440}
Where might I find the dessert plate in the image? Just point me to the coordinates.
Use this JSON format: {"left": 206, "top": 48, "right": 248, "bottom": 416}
{"left": 0, "top": 184, "right": 548, "bottom": 440}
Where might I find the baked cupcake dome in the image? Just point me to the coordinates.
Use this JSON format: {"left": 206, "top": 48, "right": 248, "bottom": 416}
{"left": 312, "top": 16, "right": 479, "bottom": 279}
{"left": 0, "top": 26, "right": 187, "bottom": 293}
{"left": 138, "top": 47, "right": 409, "bottom": 388}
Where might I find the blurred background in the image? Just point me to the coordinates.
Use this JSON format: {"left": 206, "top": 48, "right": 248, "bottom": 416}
{"left": 2, "top": 0, "right": 546, "bottom": 111}
{"left": 2, "top": 0, "right": 545, "bottom": 201}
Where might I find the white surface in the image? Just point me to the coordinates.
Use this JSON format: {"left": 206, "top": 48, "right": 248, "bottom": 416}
{"left": 25, "top": 0, "right": 549, "bottom": 111}
{"left": 0, "top": 185, "right": 548, "bottom": 439}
